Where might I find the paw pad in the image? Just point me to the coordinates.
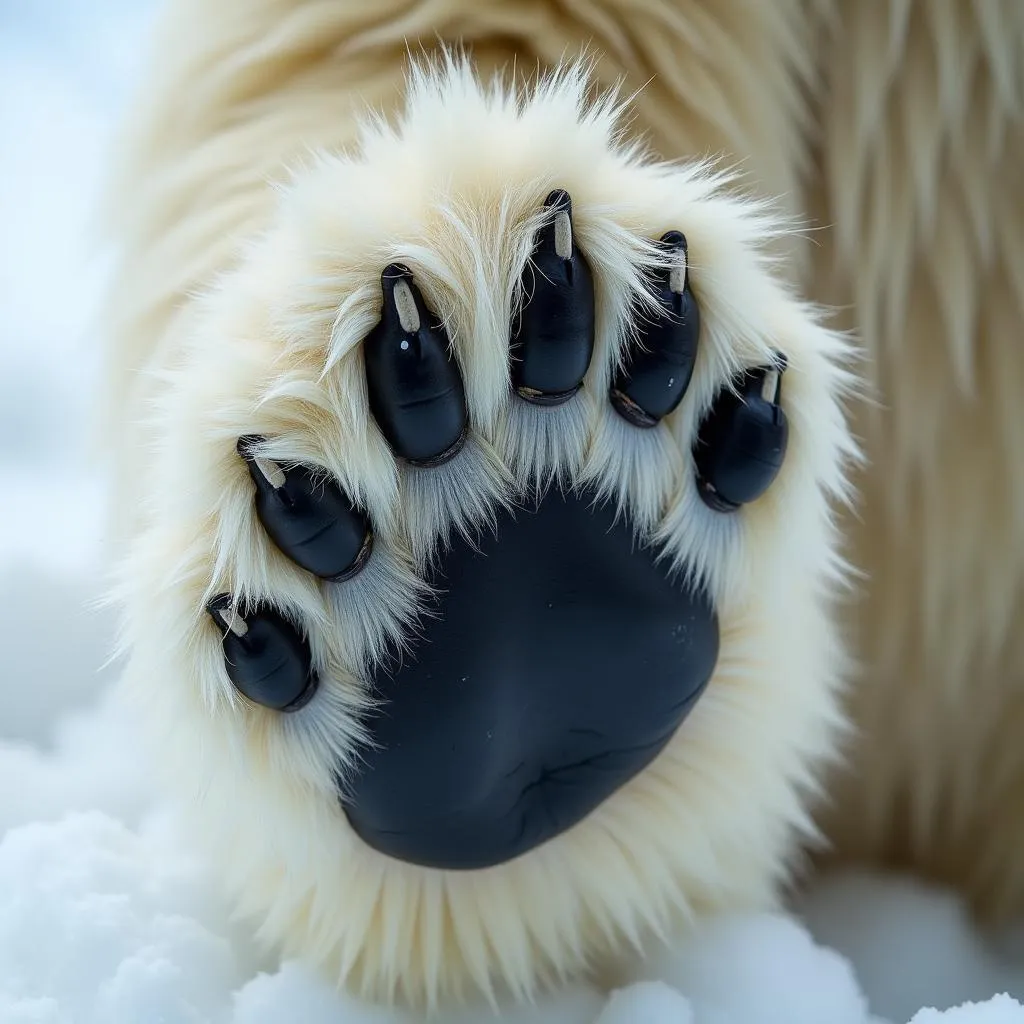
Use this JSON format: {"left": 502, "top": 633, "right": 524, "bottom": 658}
{"left": 206, "top": 594, "right": 318, "bottom": 712}
{"left": 694, "top": 354, "right": 790, "bottom": 512}
{"left": 510, "top": 189, "right": 596, "bottom": 405}
{"left": 236, "top": 436, "right": 373, "bottom": 580}
{"left": 364, "top": 263, "right": 469, "bottom": 466}
{"left": 610, "top": 230, "right": 700, "bottom": 428}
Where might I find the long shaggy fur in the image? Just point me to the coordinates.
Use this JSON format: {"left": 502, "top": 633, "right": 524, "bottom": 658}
{"left": 809, "top": 0, "right": 1024, "bottom": 919}
{"left": 94, "top": 0, "right": 1024, "bottom": 1011}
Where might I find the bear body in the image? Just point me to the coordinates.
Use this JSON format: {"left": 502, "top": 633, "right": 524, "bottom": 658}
{"left": 96, "top": 0, "right": 1024, "bottom": 1010}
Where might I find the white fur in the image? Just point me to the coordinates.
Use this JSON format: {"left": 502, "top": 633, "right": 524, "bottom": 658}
{"left": 104, "top": 56, "right": 858, "bottom": 1010}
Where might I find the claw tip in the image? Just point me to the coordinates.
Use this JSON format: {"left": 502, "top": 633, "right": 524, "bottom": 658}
{"left": 392, "top": 277, "right": 421, "bottom": 334}
{"left": 236, "top": 434, "right": 264, "bottom": 459}
{"left": 544, "top": 189, "right": 572, "bottom": 211}
{"left": 206, "top": 593, "right": 249, "bottom": 636}
{"left": 659, "top": 232, "right": 688, "bottom": 294}
{"left": 381, "top": 263, "right": 413, "bottom": 284}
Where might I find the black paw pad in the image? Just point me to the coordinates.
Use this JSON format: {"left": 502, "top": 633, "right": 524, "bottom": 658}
{"left": 207, "top": 595, "right": 317, "bottom": 711}
{"left": 610, "top": 230, "right": 700, "bottom": 428}
{"left": 237, "top": 436, "right": 372, "bottom": 581}
{"left": 364, "top": 264, "right": 468, "bottom": 466}
{"left": 342, "top": 488, "right": 719, "bottom": 870}
{"left": 511, "top": 190, "right": 596, "bottom": 405}
{"left": 693, "top": 355, "right": 789, "bottom": 511}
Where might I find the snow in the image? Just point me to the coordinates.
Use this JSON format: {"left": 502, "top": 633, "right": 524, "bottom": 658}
{"left": 2, "top": 3, "right": 1024, "bottom": 1022}
{"left": 3, "top": 806, "right": 1024, "bottom": 1024}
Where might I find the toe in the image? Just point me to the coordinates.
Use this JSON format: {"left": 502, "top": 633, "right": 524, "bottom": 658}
{"left": 610, "top": 230, "right": 700, "bottom": 428}
{"left": 207, "top": 594, "right": 317, "bottom": 711}
{"left": 237, "top": 436, "right": 373, "bottom": 581}
{"left": 511, "top": 189, "right": 596, "bottom": 405}
{"left": 364, "top": 264, "right": 468, "bottom": 466}
{"left": 693, "top": 354, "right": 790, "bottom": 511}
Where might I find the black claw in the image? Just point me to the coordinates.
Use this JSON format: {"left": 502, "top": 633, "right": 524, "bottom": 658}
{"left": 207, "top": 594, "right": 318, "bottom": 712}
{"left": 610, "top": 231, "right": 700, "bottom": 429}
{"left": 511, "top": 189, "right": 596, "bottom": 405}
{"left": 237, "top": 436, "right": 373, "bottom": 581}
{"left": 693, "top": 354, "right": 789, "bottom": 511}
{"left": 364, "top": 264, "right": 468, "bottom": 466}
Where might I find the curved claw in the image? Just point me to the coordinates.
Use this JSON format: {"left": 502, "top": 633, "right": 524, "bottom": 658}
{"left": 511, "top": 190, "right": 596, "bottom": 405}
{"left": 207, "top": 595, "right": 317, "bottom": 711}
{"left": 611, "top": 230, "right": 700, "bottom": 428}
{"left": 694, "top": 354, "right": 789, "bottom": 511}
{"left": 237, "top": 437, "right": 373, "bottom": 581}
{"left": 364, "top": 264, "right": 468, "bottom": 466}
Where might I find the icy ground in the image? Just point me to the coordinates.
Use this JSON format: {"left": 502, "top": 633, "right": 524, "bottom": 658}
{"left": 3, "top": 3, "right": 1024, "bottom": 1022}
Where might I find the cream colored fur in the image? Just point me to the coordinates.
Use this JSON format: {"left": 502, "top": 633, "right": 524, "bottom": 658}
{"left": 808, "top": 0, "right": 1024, "bottom": 919}
{"left": 94, "top": 0, "right": 1023, "bottom": 1013}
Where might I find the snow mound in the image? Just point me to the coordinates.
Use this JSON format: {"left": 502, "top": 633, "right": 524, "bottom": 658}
{"left": 2, "top": 804, "right": 1023, "bottom": 1023}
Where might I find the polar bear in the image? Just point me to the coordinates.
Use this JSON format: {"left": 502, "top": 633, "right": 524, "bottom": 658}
{"left": 95, "top": 0, "right": 1024, "bottom": 1012}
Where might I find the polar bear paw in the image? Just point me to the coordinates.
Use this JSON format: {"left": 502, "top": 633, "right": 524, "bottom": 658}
{"left": 118, "top": 59, "right": 856, "bottom": 1007}
{"left": 210, "top": 198, "right": 790, "bottom": 871}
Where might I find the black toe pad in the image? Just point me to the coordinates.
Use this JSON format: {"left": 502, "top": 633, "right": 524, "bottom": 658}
{"left": 342, "top": 487, "right": 720, "bottom": 870}
{"left": 511, "top": 190, "right": 596, "bottom": 404}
